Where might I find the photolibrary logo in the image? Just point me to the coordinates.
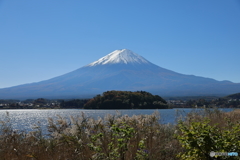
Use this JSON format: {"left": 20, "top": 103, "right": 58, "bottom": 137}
{"left": 210, "top": 151, "right": 238, "bottom": 157}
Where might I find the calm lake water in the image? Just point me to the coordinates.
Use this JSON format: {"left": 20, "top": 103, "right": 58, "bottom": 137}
{"left": 0, "top": 108, "right": 234, "bottom": 134}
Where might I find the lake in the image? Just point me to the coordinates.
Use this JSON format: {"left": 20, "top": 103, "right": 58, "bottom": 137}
{"left": 0, "top": 108, "right": 234, "bottom": 134}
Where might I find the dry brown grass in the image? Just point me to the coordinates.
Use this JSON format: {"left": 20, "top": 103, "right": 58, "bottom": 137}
{"left": 182, "top": 108, "right": 240, "bottom": 131}
{"left": 0, "top": 111, "right": 182, "bottom": 160}
{"left": 0, "top": 108, "right": 239, "bottom": 160}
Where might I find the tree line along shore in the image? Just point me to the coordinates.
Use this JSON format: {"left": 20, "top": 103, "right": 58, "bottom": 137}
{"left": 0, "top": 91, "right": 240, "bottom": 109}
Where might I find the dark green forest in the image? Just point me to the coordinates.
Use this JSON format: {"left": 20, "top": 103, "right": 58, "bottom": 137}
{"left": 83, "top": 90, "right": 168, "bottom": 109}
{"left": 60, "top": 99, "right": 89, "bottom": 108}
{"left": 1, "top": 92, "right": 239, "bottom": 109}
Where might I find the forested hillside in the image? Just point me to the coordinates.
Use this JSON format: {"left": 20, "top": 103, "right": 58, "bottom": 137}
{"left": 84, "top": 90, "right": 168, "bottom": 109}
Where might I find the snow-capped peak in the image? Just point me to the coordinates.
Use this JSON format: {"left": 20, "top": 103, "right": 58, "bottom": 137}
{"left": 86, "top": 49, "right": 150, "bottom": 66}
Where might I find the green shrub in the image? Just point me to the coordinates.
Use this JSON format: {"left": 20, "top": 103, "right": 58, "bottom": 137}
{"left": 176, "top": 117, "right": 240, "bottom": 160}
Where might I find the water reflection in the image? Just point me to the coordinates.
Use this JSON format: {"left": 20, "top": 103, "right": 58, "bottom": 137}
{"left": 0, "top": 108, "right": 233, "bottom": 133}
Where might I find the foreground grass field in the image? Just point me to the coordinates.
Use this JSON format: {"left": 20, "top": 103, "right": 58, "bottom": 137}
{"left": 0, "top": 109, "right": 240, "bottom": 160}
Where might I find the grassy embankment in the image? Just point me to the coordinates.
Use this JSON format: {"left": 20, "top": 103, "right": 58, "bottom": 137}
{"left": 0, "top": 109, "right": 240, "bottom": 160}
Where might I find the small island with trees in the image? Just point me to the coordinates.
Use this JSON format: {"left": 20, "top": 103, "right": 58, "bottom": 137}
{"left": 1, "top": 91, "right": 240, "bottom": 109}
{"left": 84, "top": 90, "right": 168, "bottom": 109}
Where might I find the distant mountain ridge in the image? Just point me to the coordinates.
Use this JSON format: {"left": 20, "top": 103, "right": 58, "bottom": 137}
{"left": 0, "top": 49, "right": 240, "bottom": 99}
{"left": 225, "top": 93, "right": 240, "bottom": 99}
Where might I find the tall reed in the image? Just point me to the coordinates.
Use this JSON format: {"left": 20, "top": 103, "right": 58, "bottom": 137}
{"left": 0, "top": 108, "right": 239, "bottom": 160}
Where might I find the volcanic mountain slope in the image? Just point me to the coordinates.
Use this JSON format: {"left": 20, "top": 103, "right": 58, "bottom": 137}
{"left": 0, "top": 49, "right": 240, "bottom": 99}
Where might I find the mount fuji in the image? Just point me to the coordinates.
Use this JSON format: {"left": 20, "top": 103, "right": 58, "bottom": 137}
{"left": 1, "top": 49, "right": 240, "bottom": 99}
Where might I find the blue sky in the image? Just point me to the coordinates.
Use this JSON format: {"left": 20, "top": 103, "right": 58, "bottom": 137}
{"left": 0, "top": 0, "right": 240, "bottom": 89}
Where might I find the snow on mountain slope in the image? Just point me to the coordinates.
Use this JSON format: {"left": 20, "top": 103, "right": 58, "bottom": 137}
{"left": 0, "top": 49, "right": 240, "bottom": 99}
{"left": 86, "top": 49, "right": 150, "bottom": 66}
